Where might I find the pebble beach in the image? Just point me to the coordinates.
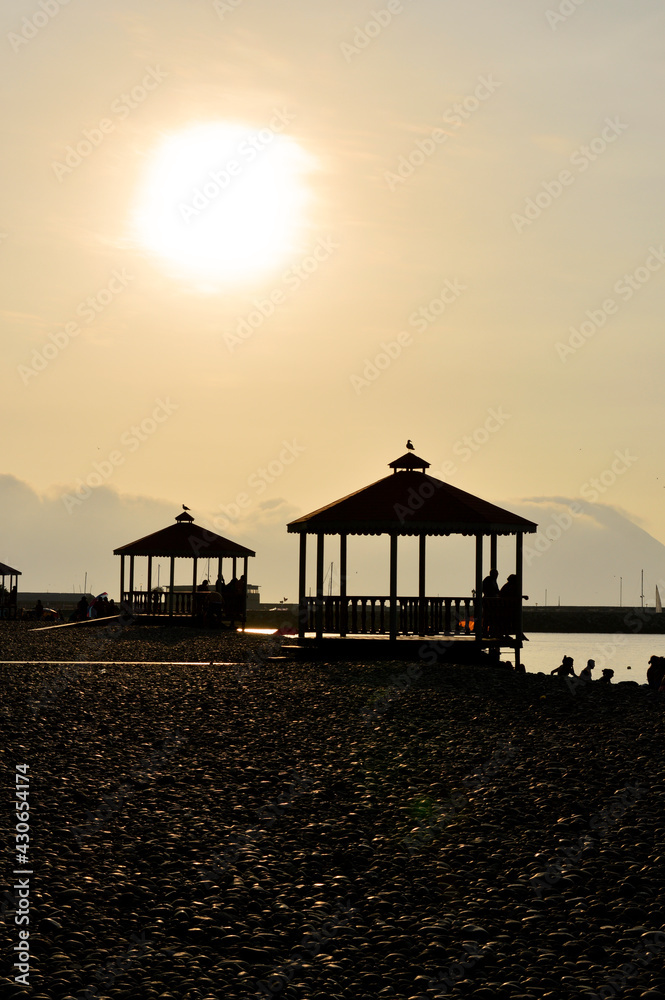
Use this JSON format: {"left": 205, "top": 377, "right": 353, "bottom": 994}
{"left": 2, "top": 620, "right": 665, "bottom": 999}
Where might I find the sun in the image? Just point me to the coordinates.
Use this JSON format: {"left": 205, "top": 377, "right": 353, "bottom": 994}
{"left": 134, "top": 120, "right": 314, "bottom": 284}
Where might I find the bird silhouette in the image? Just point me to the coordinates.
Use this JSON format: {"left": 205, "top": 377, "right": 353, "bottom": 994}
{"left": 182, "top": 504, "right": 191, "bottom": 511}
{"left": 406, "top": 440, "right": 414, "bottom": 450}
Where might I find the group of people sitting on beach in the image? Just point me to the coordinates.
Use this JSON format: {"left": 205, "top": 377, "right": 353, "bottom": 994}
{"left": 551, "top": 654, "right": 665, "bottom": 693}
{"left": 18, "top": 593, "right": 116, "bottom": 622}
{"left": 550, "top": 656, "right": 614, "bottom": 684}
{"left": 71, "top": 593, "right": 116, "bottom": 621}
{"left": 23, "top": 600, "right": 63, "bottom": 623}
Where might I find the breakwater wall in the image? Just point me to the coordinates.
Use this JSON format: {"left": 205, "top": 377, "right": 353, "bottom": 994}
{"left": 523, "top": 606, "right": 665, "bottom": 634}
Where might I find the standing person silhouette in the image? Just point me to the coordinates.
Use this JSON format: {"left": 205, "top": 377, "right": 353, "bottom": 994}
{"left": 482, "top": 568, "right": 500, "bottom": 598}
{"left": 499, "top": 574, "right": 528, "bottom": 639}
{"left": 482, "top": 568, "right": 500, "bottom": 635}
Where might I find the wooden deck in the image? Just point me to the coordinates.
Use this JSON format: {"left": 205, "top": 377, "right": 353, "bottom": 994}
{"left": 281, "top": 631, "right": 521, "bottom": 665}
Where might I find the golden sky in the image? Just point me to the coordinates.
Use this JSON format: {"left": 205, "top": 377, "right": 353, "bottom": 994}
{"left": 2, "top": 0, "right": 665, "bottom": 604}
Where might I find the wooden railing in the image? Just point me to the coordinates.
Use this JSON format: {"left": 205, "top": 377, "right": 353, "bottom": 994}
{"left": 122, "top": 590, "right": 248, "bottom": 624}
{"left": 300, "top": 596, "right": 476, "bottom": 636}
{"left": 122, "top": 591, "right": 194, "bottom": 615}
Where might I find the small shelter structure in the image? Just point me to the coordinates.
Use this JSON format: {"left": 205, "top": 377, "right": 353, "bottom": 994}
{"left": 113, "top": 512, "right": 255, "bottom": 625}
{"left": 287, "top": 450, "right": 537, "bottom": 664}
{"left": 0, "top": 561, "right": 21, "bottom": 619}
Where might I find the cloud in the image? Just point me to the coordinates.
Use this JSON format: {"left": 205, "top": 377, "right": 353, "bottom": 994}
{"left": 512, "top": 497, "right": 665, "bottom": 606}
{"left": 0, "top": 474, "right": 175, "bottom": 596}
{"left": 0, "top": 474, "right": 301, "bottom": 603}
{"left": 3, "top": 473, "right": 665, "bottom": 609}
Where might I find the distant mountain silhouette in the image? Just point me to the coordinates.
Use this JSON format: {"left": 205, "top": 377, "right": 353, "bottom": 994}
{"left": 512, "top": 497, "right": 665, "bottom": 606}
{"left": 1, "top": 475, "right": 663, "bottom": 607}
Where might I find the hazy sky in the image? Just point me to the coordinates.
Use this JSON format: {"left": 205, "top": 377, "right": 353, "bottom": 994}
{"left": 2, "top": 0, "right": 665, "bottom": 605}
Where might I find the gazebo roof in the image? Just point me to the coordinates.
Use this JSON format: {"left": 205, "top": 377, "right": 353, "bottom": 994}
{"left": 287, "top": 454, "right": 537, "bottom": 537}
{"left": 114, "top": 514, "right": 255, "bottom": 558}
{"left": 0, "top": 562, "right": 21, "bottom": 575}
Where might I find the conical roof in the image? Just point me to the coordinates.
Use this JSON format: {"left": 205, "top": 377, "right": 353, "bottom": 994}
{"left": 287, "top": 454, "right": 537, "bottom": 537}
{"left": 114, "top": 514, "right": 255, "bottom": 558}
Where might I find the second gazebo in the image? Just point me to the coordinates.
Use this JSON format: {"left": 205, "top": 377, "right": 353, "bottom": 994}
{"left": 287, "top": 450, "right": 537, "bottom": 663}
{"left": 114, "top": 512, "right": 255, "bottom": 626}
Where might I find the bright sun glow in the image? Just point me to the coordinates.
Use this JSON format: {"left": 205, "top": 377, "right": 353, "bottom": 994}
{"left": 135, "top": 120, "right": 313, "bottom": 283}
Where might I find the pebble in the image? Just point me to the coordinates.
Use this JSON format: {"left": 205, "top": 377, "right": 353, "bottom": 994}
{"left": 1, "top": 621, "right": 665, "bottom": 998}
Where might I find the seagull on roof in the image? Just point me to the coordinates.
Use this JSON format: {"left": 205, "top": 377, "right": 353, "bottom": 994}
{"left": 182, "top": 504, "right": 191, "bottom": 511}
{"left": 406, "top": 440, "right": 414, "bottom": 450}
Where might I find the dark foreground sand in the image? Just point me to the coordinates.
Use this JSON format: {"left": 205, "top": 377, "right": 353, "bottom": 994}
{"left": 1, "top": 622, "right": 664, "bottom": 999}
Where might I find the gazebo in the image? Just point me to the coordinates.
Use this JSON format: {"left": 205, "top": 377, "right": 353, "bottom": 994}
{"left": 113, "top": 512, "right": 255, "bottom": 625}
{"left": 0, "top": 561, "right": 21, "bottom": 620}
{"left": 287, "top": 450, "right": 537, "bottom": 663}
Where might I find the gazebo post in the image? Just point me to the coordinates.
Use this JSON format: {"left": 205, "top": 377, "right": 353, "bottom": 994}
{"left": 217, "top": 557, "right": 223, "bottom": 585}
{"left": 315, "top": 533, "right": 324, "bottom": 639}
{"left": 490, "top": 533, "right": 497, "bottom": 572}
{"left": 168, "top": 556, "right": 175, "bottom": 617}
{"left": 515, "top": 531, "right": 524, "bottom": 669}
{"left": 298, "top": 533, "right": 307, "bottom": 638}
{"left": 241, "top": 555, "right": 248, "bottom": 628}
{"left": 474, "top": 534, "right": 483, "bottom": 649}
{"left": 120, "top": 556, "right": 125, "bottom": 607}
{"left": 418, "top": 534, "right": 427, "bottom": 636}
{"left": 129, "top": 556, "right": 135, "bottom": 610}
{"left": 339, "top": 534, "right": 348, "bottom": 637}
{"left": 232, "top": 557, "right": 237, "bottom": 580}
{"left": 192, "top": 557, "right": 198, "bottom": 617}
{"left": 146, "top": 557, "right": 153, "bottom": 615}
{"left": 389, "top": 533, "right": 398, "bottom": 641}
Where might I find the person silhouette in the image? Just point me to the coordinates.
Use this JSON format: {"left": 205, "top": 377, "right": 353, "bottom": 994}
{"left": 482, "top": 568, "right": 500, "bottom": 598}
{"left": 482, "top": 568, "right": 500, "bottom": 635}
{"left": 551, "top": 656, "right": 575, "bottom": 677}
{"left": 499, "top": 574, "right": 528, "bottom": 638}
